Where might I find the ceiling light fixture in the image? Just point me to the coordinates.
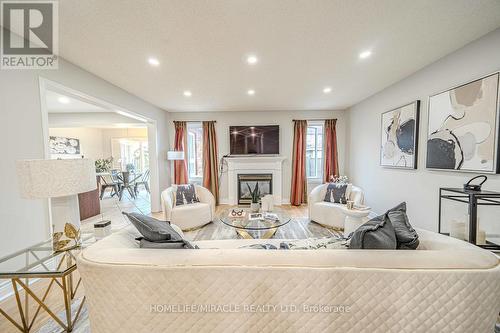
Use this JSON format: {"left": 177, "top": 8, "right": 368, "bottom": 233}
{"left": 323, "top": 87, "right": 332, "bottom": 94}
{"left": 183, "top": 90, "right": 192, "bottom": 97}
{"left": 58, "top": 96, "right": 70, "bottom": 104}
{"left": 148, "top": 57, "right": 160, "bottom": 66}
{"left": 359, "top": 50, "right": 372, "bottom": 59}
{"left": 247, "top": 89, "right": 255, "bottom": 96}
{"left": 246, "top": 55, "right": 258, "bottom": 65}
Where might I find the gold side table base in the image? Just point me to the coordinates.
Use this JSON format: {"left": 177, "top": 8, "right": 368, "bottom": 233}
{"left": 0, "top": 253, "right": 85, "bottom": 333}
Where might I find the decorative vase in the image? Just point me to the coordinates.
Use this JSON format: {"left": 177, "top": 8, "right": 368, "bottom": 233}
{"left": 250, "top": 202, "right": 260, "bottom": 213}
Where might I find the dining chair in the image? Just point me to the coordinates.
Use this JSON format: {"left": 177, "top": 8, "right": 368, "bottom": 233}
{"left": 134, "top": 169, "right": 150, "bottom": 195}
{"left": 99, "top": 172, "right": 121, "bottom": 200}
{"left": 118, "top": 171, "right": 140, "bottom": 200}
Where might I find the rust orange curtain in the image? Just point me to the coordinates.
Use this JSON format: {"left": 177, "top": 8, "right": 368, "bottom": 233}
{"left": 290, "top": 120, "right": 307, "bottom": 206}
{"left": 173, "top": 121, "right": 188, "bottom": 184}
{"left": 324, "top": 119, "right": 339, "bottom": 182}
{"left": 202, "top": 121, "right": 219, "bottom": 204}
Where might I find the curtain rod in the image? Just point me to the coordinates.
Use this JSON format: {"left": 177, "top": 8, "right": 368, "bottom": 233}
{"left": 292, "top": 118, "right": 337, "bottom": 121}
{"left": 173, "top": 120, "right": 217, "bottom": 123}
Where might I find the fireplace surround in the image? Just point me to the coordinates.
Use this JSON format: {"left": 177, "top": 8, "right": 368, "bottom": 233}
{"left": 237, "top": 174, "right": 272, "bottom": 205}
{"left": 225, "top": 156, "right": 285, "bottom": 205}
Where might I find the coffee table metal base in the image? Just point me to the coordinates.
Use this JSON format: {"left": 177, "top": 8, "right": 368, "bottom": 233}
{"left": 235, "top": 227, "right": 278, "bottom": 239}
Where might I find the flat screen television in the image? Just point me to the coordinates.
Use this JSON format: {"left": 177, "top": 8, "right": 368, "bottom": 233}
{"left": 230, "top": 125, "right": 279, "bottom": 155}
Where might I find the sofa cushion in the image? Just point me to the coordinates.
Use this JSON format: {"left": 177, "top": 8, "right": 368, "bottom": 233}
{"left": 349, "top": 213, "right": 397, "bottom": 249}
{"left": 123, "top": 212, "right": 183, "bottom": 242}
{"left": 387, "top": 202, "right": 419, "bottom": 250}
{"left": 173, "top": 184, "right": 200, "bottom": 206}
{"left": 324, "top": 183, "right": 351, "bottom": 204}
{"left": 171, "top": 202, "right": 212, "bottom": 230}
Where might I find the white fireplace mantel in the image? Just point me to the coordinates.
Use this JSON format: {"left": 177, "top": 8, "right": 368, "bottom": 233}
{"left": 225, "top": 156, "right": 286, "bottom": 205}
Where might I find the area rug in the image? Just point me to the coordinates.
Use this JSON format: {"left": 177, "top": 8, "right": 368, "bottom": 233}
{"left": 36, "top": 298, "right": 90, "bottom": 333}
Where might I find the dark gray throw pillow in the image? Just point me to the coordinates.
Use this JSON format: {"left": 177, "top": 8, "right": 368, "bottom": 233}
{"left": 324, "top": 183, "right": 348, "bottom": 204}
{"left": 175, "top": 184, "right": 200, "bottom": 206}
{"left": 123, "top": 212, "right": 183, "bottom": 242}
{"left": 386, "top": 202, "right": 419, "bottom": 250}
{"left": 139, "top": 238, "right": 197, "bottom": 249}
{"left": 349, "top": 213, "right": 397, "bottom": 249}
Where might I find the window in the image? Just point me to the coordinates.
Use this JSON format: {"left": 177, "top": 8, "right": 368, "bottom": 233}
{"left": 187, "top": 122, "right": 203, "bottom": 180}
{"left": 111, "top": 138, "right": 149, "bottom": 172}
{"left": 306, "top": 123, "right": 323, "bottom": 179}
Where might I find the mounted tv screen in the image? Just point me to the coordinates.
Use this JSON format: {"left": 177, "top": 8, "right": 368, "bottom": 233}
{"left": 230, "top": 125, "right": 279, "bottom": 155}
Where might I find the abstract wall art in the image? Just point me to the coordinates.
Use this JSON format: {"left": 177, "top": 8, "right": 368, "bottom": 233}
{"left": 426, "top": 73, "right": 500, "bottom": 173}
{"left": 380, "top": 101, "right": 420, "bottom": 169}
{"left": 49, "top": 136, "right": 81, "bottom": 155}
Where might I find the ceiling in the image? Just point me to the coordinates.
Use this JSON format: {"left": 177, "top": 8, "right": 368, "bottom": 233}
{"left": 46, "top": 90, "right": 107, "bottom": 112}
{"left": 53, "top": 0, "right": 500, "bottom": 112}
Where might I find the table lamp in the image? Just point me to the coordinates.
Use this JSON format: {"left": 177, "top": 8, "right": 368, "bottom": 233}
{"left": 16, "top": 159, "right": 97, "bottom": 252}
{"left": 167, "top": 150, "right": 184, "bottom": 161}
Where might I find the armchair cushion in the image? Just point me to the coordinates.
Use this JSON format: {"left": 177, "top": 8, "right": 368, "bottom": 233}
{"left": 173, "top": 184, "right": 200, "bottom": 206}
{"left": 323, "top": 183, "right": 351, "bottom": 204}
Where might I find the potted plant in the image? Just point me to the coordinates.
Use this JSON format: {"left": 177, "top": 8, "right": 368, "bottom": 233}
{"left": 95, "top": 157, "right": 113, "bottom": 173}
{"left": 246, "top": 182, "right": 261, "bottom": 212}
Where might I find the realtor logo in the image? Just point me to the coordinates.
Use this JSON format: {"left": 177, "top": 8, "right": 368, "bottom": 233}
{"left": 1, "top": 0, "right": 58, "bottom": 69}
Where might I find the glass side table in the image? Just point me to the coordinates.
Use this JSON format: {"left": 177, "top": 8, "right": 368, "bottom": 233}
{"left": 0, "top": 233, "right": 95, "bottom": 332}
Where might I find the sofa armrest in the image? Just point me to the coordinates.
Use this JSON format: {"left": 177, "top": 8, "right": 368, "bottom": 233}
{"left": 196, "top": 185, "right": 216, "bottom": 220}
{"left": 349, "top": 186, "right": 364, "bottom": 206}
{"left": 308, "top": 184, "right": 327, "bottom": 217}
{"left": 161, "top": 188, "right": 174, "bottom": 221}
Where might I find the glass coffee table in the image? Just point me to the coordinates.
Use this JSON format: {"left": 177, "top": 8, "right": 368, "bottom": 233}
{"left": 219, "top": 207, "right": 291, "bottom": 239}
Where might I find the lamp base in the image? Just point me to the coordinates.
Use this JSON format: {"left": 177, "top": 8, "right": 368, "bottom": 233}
{"left": 51, "top": 195, "right": 82, "bottom": 252}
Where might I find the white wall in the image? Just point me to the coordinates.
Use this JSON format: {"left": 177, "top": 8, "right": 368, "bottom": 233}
{"left": 348, "top": 28, "right": 500, "bottom": 232}
{"left": 0, "top": 27, "right": 170, "bottom": 257}
{"left": 49, "top": 127, "right": 104, "bottom": 160}
{"left": 101, "top": 128, "right": 148, "bottom": 160}
{"left": 169, "top": 110, "right": 347, "bottom": 203}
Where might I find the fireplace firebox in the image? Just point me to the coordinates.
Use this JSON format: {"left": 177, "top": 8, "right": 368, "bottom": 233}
{"left": 237, "top": 174, "right": 273, "bottom": 205}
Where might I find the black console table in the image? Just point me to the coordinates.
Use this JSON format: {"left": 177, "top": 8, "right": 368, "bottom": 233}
{"left": 439, "top": 187, "right": 500, "bottom": 251}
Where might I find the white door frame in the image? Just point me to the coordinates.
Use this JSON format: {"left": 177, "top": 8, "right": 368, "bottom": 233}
{"left": 38, "top": 77, "right": 161, "bottom": 213}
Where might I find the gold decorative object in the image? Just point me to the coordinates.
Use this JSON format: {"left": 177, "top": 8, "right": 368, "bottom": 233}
{"left": 53, "top": 223, "right": 81, "bottom": 252}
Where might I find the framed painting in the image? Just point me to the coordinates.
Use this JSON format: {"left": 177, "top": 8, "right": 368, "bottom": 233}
{"left": 49, "top": 136, "right": 81, "bottom": 155}
{"left": 426, "top": 72, "right": 500, "bottom": 173}
{"left": 380, "top": 101, "right": 420, "bottom": 169}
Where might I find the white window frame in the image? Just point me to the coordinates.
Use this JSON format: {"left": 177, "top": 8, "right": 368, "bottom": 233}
{"left": 306, "top": 121, "right": 324, "bottom": 181}
{"left": 187, "top": 122, "right": 203, "bottom": 182}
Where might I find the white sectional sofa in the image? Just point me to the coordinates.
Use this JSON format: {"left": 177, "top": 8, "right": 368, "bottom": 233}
{"left": 78, "top": 227, "right": 500, "bottom": 333}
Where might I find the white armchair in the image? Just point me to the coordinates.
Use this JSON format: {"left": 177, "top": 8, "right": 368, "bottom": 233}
{"left": 308, "top": 184, "right": 365, "bottom": 229}
{"left": 161, "top": 185, "right": 216, "bottom": 231}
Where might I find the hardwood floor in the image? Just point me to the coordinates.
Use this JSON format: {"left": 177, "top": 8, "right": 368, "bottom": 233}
{"left": 1, "top": 204, "right": 336, "bottom": 333}
{"left": 184, "top": 204, "right": 342, "bottom": 240}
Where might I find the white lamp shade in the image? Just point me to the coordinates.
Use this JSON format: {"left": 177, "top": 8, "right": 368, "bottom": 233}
{"left": 16, "top": 159, "right": 97, "bottom": 199}
{"left": 167, "top": 151, "right": 184, "bottom": 160}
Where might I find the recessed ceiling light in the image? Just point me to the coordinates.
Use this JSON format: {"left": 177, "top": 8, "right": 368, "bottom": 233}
{"left": 246, "top": 55, "right": 258, "bottom": 65}
{"left": 247, "top": 89, "right": 255, "bottom": 96}
{"left": 183, "top": 90, "right": 192, "bottom": 97}
{"left": 148, "top": 57, "right": 160, "bottom": 66}
{"left": 359, "top": 50, "right": 372, "bottom": 59}
{"left": 323, "top": 87, "right": 332, "bottom": 94}
{"left": 58, "top": 96, "right": 70, "bottom": 104}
